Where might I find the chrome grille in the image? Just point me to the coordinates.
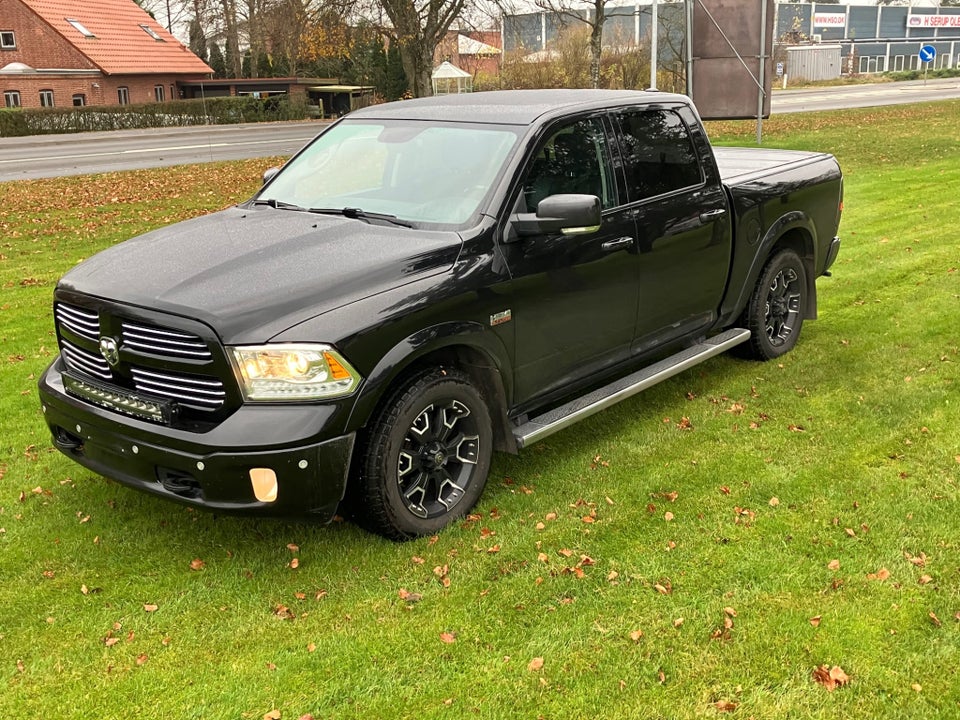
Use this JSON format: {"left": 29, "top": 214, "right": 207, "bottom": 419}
{"left": 121, "top": 321, "right": 212, "bottom": 360}
{"left": 61, "top": 339, "right": 113, "bottom": 381}
{"left": 130, "top": 367, "right": 226, "bottom": 410}
{"left": 55, "top": 303, "right": 100, "bottom": 342}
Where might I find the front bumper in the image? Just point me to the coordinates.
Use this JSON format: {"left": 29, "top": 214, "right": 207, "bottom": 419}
{"left": 38, "top": 357, "right": 355, "bottom": 520}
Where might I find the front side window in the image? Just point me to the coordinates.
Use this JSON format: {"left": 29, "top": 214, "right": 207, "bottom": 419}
{"left": 258, "top": 120, "right": 521, "bottom": 226}
{"left": 613, "top": 109, "right": 703, "bottom": 202}
{"left": 0, "top": 31, "right": 15, "bottom": 49}
{"left": 3, "top": 90, "right": 21, "bottom": 108}
{"left": 522, "top": 117, "right": 616, "bottom": 212}
{"left": 117, "top": 86, "right": 129, "bottom": 105}
{"left": 72, "top": 94, "right": 86, "bottom": 107}
{"left": 40, "top": 89, "right": 54, "bottom": 107}
{"left": 154, "top": 84, "right": 164, "bottom": 102}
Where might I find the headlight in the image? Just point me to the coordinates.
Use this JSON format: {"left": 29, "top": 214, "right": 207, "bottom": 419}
{"left": 229, "top": 344, "right": 361, "bottom": 401}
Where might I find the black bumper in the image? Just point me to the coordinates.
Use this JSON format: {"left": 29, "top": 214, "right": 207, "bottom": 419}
{"left": 38, "top": 357, "right": 355, "bottom": 521}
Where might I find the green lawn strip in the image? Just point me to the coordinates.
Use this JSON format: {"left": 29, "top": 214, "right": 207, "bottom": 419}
{"left": 2, "top": 111, "right": 959, "bottom": 718}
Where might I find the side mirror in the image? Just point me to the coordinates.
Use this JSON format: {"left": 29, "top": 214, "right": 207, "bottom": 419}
{"left": 262, "top": 166, "right": 281, "bottom": 185}
{"left": 511, "top": 194, "right": 602, "bottom": 237}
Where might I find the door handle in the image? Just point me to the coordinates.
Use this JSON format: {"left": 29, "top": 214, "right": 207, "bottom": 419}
{"left": 699, "top": 208, "right": 727, "bottom": 223}
{"left": 601, "top": 236, "right": 635, "bottom": 252}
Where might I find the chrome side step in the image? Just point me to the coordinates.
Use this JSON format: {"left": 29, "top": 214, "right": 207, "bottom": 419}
{"left": 512, "top": 328, "right": 751, "bottom": 449}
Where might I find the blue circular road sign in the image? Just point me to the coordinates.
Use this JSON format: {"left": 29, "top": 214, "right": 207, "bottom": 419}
{"left": 919, "top": 45, "right": 937, "bottom": 63}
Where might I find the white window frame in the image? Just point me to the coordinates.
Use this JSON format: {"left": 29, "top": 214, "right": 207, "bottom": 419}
{"left": 117, "top": 86, "right": 130, "bottom": 105}
{"left": 154, "top": 84, "right": 165, "bottom": 102}
{"left": 140, "top": 24, "right": 164, "bottom": 41}
{"left": 40, "top": 89, "right": 54, "bottom": 107}
{"left": 4, "top": 90, "right": 21, "bottom": 108}
{"left": 66, "top": 18, "right": 96, "bottom": 38}
{"left": 72, "top": 94, "right": 86, "bottom": 107}
{"left": 0, "top": 31, "right": 16, "bottom": 49}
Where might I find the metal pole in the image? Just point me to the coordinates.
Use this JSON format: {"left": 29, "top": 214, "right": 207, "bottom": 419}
{"left": 685, "top": 0, "right": 694, "bottom": 98}
{"left": 756, "top": 0, "right": 767, "bottom": 145}
{"left": 651, "top": 0, "right": 659, "bottom": 89}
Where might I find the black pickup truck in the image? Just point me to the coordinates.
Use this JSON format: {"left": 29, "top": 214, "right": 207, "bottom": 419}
{"left": 38, "top": 90, "right": 842, "bottom": 539}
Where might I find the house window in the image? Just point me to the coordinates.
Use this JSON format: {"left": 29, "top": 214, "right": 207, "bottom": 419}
{"left": 72, "top": 94, "right": 86, "bottom": 107}
{"left": 154, "top": 84, "right": 164, "bottom": 102}
{"left": 0, "top": 31, "right": 16, "bottom": 49}
{"left": 66, "top": 18, "right": 96, "bottom": 38}
{"left": 4, "top": 90, "right": 21, "bottom": 108}
{"left": 140, "top": 24, "right": 164, "bottom": 41}
{"left": 40, "top": 89, "right": 55, "bottom": 107}
{"left": 117, "top": 86, "right": 129, "bottom": 105}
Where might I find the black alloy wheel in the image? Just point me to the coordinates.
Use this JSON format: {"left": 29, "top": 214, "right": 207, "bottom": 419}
{"left": 740, "top": 249, "right": 808, "bottom": 361}
{"left": 358, "top": 367, "right": 493, "bottom": 540}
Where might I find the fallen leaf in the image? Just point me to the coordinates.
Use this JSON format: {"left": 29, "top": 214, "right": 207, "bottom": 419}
{"left": 929, "top": 611, "right": 942, "bottom": 628}
{"left": 143, "top": 603, "right": 158, "bottom": 612}
{"left": 528, "top": 657, "right": 544, "bottom": 672}
{"left": 263, "top": 710, "right": 281, "bottom": 720}
{"left": 809, "top": 615, "right": 822, "bottom": 628}
{"left": 136, "top": 653, "right": 148, "bottom": 666}
{"left": 289, "top": 558, "right": 300, "bottom": 569}
{"left": 673, "top": 617, "right": 684, "bottom": 628}
{"left": 866, "top": 568, "right": 891, "bottom": 581}
{"left": 189, "top": 558, "right": 205, "bottom": 571}
{"left": 664, "top": 511, "right": 674, "bottom": 522}
{"left": 828, "top": 559, "right": 841, "bottom": 571}
{"left": 440, "top": 632, "right": 456, "bottom": 644}
{"left": 629, "top": 629, "right": 644, "bottom": 642}
{"left": 768, "top": 496, "right": 780, "bottom": 507}
{"left": 912, "top": 683, "right": 922, "bottom": 692}
{"left": 919, "top": 575, "right": 933, "bottom": 585}
{"left": 714, "top": 700, "right": 738, "bottom": 712}
{"left": 398, "top": 588, "right": 422, "bottom": 603}
{"left": 286, "top": 544, "right": 299, "bottom": 553}
{"left": 813, "top": 664, "right": 850, "bottom": 691}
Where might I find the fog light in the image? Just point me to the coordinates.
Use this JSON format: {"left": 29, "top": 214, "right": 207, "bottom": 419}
{"left": 249, "top": 468, "right": 278, "bottom": 503}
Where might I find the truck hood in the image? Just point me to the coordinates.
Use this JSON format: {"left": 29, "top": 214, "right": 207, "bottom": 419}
{"left": 59, "top": 206, "right": 462, "bottom": 344}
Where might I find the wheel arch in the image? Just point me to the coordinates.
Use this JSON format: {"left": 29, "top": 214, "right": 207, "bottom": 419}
{"left": 345, "top": 322, "right": 517, "bottom": 455}
{"left": 724, "top": 211, "right": 819, "bottom": 325}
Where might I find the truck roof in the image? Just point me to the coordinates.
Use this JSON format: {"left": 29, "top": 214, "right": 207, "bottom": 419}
{"left": 348, "top": 89, "right": 693, "bottom": 126}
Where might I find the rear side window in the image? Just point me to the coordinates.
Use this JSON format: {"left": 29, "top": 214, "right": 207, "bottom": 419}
{"left": 613, "top": 109, "right": 703, "bottom": 202}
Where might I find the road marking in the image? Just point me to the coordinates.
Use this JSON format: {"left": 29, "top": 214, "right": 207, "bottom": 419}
{"left": 0, "top": 136, "right": 315, "bottom": 165}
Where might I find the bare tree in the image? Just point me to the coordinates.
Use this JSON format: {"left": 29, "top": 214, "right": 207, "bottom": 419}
{"left": 528, "top": 0, "right": 618, "bottom": 88}
{"left": 374, "top": 0, "right": 468, "bottom": 96}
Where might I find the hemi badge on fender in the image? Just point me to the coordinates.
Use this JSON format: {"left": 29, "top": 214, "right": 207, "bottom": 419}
{"left": 490, "top": 310, "right": 512, "bottom": 327}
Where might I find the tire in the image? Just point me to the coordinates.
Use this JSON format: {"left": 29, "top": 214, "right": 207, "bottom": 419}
{"left": 739, "top": 249, "right": 807, "bottom": 361}
{"left": 357, "top": 367, "right": 493, "bottom": 540}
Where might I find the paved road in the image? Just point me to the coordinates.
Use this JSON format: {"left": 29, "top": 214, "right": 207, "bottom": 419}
{"left": 0, "top": 121, "right": 324, "bottom": 182}
{"left": 2, "top": 79, "right": 959, "bottom": 181}
{"left": 770, "top": 77, "right": 960, "bottom": 113}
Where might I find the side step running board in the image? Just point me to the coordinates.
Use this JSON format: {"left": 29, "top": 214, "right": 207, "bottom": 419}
{"left": 512, "top": 328, "right": 751, "bottom": 449}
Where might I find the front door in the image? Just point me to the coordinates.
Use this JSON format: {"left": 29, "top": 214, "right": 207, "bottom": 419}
{"left": 501, "top": 116, "right": 640, "bottom": 407}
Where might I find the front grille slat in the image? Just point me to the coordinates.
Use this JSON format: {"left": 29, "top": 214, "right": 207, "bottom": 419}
{"left": 55, "top": 303, "right": 100, "bottom": 341}
{"left": 121, "top": 321, "right": 212, "bottom": 360}
{"left": 61, "top": 340, "right": 113, "bottom": 380}
{"left": 131, "top": 368, "right": 226, "bottom": 410}
{"left": 54, "top": 301, "right": 229, "bottom": 422}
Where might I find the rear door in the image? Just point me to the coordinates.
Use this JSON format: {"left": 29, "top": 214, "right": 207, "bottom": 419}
{"left": 610, "top": 105, "right": 732, "bottom": 355}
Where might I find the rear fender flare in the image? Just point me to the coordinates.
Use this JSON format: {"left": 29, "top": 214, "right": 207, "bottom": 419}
{"left": 727, "top": 211, "right": 817, "bottom": 323}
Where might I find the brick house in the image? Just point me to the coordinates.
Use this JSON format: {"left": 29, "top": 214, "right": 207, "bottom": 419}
{"left": 0, "top": 0, "right": 212, "bottom": 109}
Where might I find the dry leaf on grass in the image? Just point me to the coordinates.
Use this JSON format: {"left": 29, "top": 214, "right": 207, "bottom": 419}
{"left": 813, "top": 664, "right": 850, "bottom": 691}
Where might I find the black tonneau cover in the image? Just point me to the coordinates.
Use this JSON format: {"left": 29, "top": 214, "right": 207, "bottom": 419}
{"left": 713, "top": 146, "right": 832, "bottom": 185}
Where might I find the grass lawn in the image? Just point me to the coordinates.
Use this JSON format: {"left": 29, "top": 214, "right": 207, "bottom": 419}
{"left": 1, "top": 103, "right": 958, "bottom": 719}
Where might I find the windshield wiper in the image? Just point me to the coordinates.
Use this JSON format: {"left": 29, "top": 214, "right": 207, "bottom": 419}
{"left": 308, "top": 207, "right": 413, "bottom": 228}
{"left": 252, "top": 198, "right": 306, "bottom": 211}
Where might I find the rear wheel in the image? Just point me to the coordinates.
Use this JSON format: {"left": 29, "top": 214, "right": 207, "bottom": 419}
{"left": 357, "top": 367, "right": 493, "bottom": 540}
{"left": 740, "top": 249, "right": 807, "bottom": 361}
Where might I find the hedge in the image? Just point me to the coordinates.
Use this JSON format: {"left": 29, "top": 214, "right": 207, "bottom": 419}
{"left": 0, "top": 95, "right": 310, "bottom": 137}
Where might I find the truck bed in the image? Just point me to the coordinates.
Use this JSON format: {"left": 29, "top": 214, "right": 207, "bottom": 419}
{"left": 713, "top": 146, "right": 834, "bottom": 185}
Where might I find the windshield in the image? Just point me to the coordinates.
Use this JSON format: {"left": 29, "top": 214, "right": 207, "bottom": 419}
{"left": 257, "top": 119, "right": 522, "bottom": 226}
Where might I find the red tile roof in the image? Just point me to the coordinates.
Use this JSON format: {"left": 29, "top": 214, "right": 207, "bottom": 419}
{"left": 21, "top": 0, "right": 212, "bottom": 75}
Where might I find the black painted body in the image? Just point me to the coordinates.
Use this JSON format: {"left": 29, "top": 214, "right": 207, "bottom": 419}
{"left": 38, "top": 90, "right": 842, "bottom": 520}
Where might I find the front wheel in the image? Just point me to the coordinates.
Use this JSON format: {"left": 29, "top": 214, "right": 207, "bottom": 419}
{"left": 739, "top": 249, "right": 808, "bottom": 361}
{"left": 357, "top": 368, "right": 493, "bottom": 540}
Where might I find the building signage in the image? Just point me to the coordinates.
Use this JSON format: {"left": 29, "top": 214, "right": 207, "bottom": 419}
{"left": 908, "top": 14, "right": 960, "bottom": 29}
{"left": 813, "top": 13, "right": 846, "bottom": 28}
